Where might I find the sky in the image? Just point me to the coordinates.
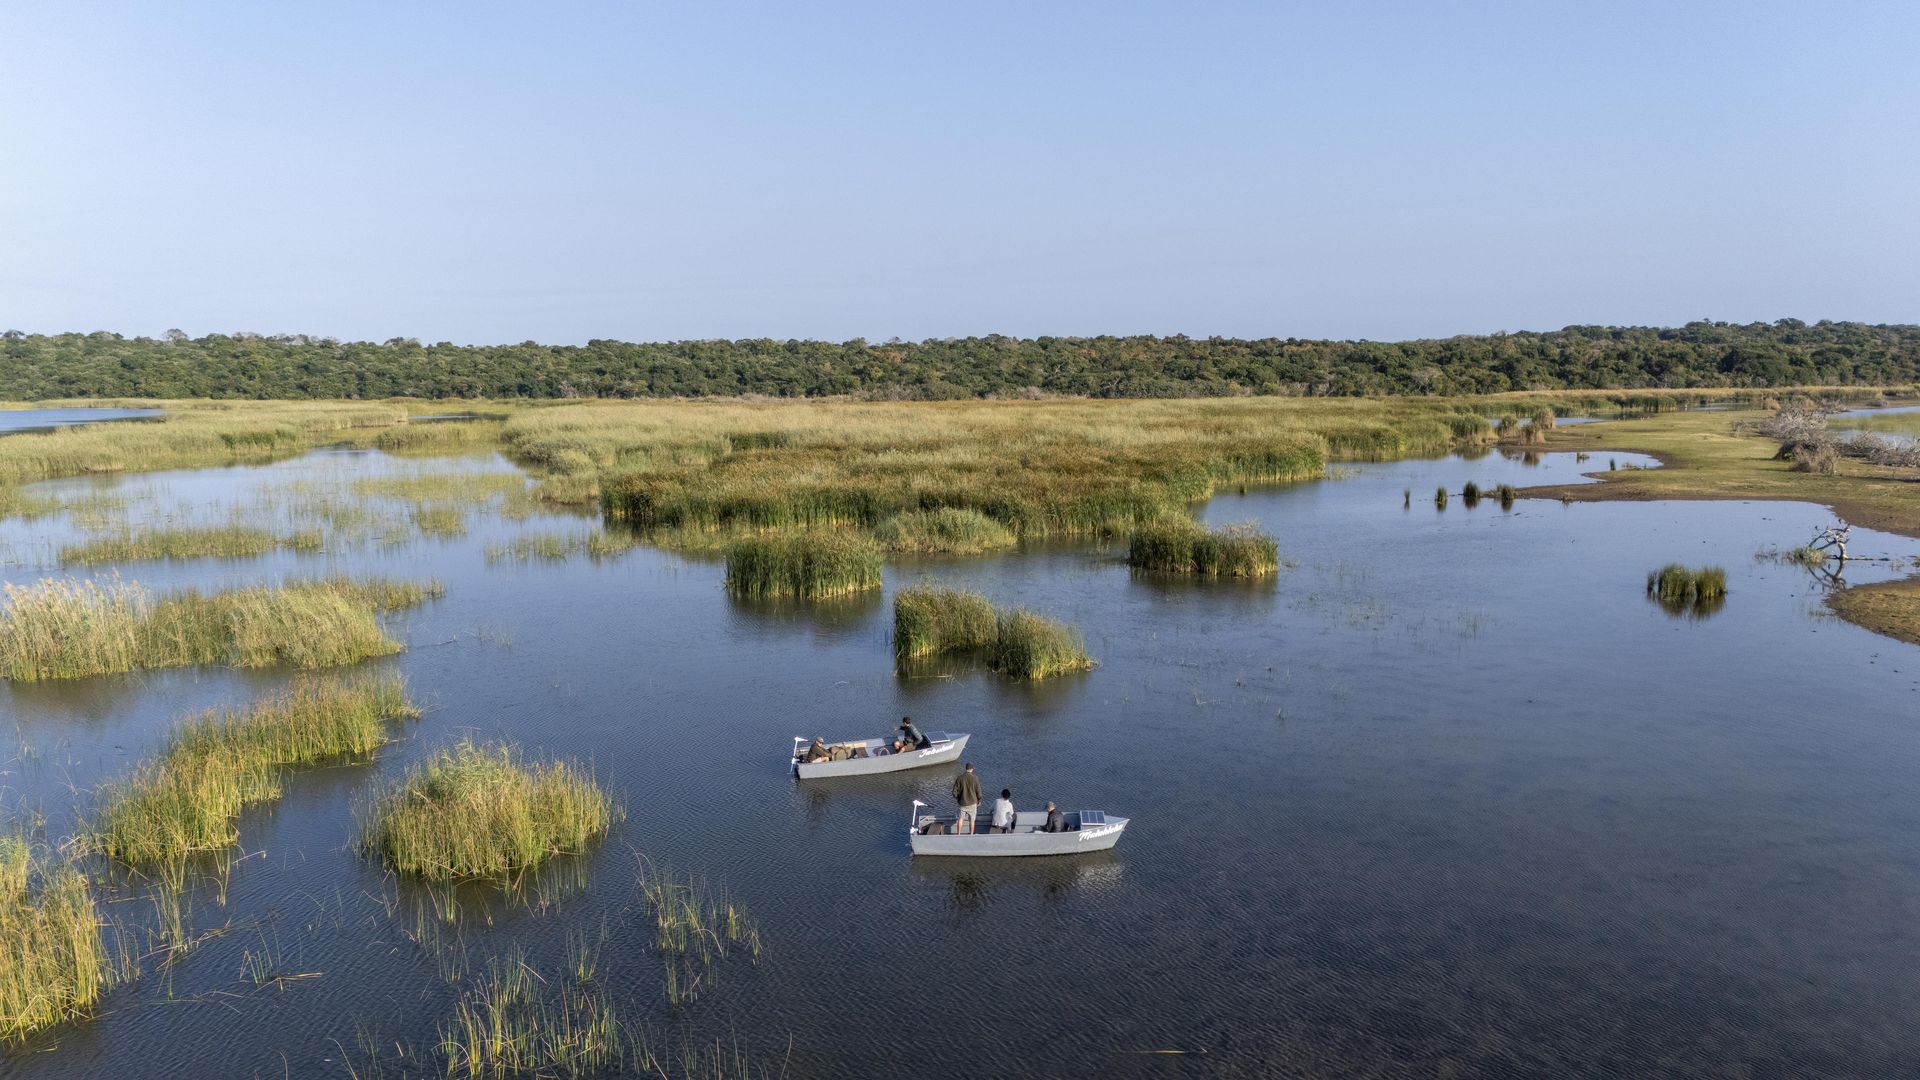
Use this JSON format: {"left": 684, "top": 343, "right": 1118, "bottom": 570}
{"left": 1, "top": 1, "right": 1916, "bottom": 345}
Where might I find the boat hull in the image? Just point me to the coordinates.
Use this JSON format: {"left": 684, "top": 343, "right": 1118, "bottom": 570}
{"left": 794, "top": 734, "right": 968, "bottom": 779}
{"left": 910, "top": 817, "right": 1128, "bottom": 857}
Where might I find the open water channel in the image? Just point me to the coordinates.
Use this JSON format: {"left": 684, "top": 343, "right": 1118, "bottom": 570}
{"left": 3, "top": 412, "right": 1920, "bottom": 1077}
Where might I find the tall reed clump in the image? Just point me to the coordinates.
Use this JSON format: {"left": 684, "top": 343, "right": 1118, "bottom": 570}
{"left": 1496, "top": 483, "right": 1517, "bottom": 509}
{"left": 84, "top": 675, "right": 418, "bottom": 865}
{"left": 59, "top": 526, "right": 322, "bottom": 566}
{"left": 1126, "top": 519, "right": 1279, "bottom": 577}
{"left": 1646, "top": 564, "right": 1729, "bottom": 617}
{"left": 873, "top": 508, "right": 1016, "bottom": 555}
{"left": 1460, "top": 482, "right": 1481, "bottom": 509}
{"left": 990, "top": 610, "right": 1094, "bottom": 679}
{"left": 0, "top": 842, "right": 113, "bottom": 1042}
{"left": 722, "top": 530, "right": 881, "bottom": 600}
{"left": 1434, "top": 486, "right": 1449, "bottom": 509}
{"left": 0, "top": 576, "right": 441, "bottom": 681}
{"left": 359, "top": 741, "right": 617, "bottom": 880}
{"left": 893, "top": 586, "right": 998, "bottom": 666}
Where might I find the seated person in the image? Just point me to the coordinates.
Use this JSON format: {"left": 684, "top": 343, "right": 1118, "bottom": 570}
{"left": 803, "top": 737, "right": 831, "bottom": 763}
{"left": 991, "top": 789, "right": 1015, "bottom": 833}
{"left": 1040, "top": 802, "right": 1067, "bottom": 833}
{"left": 890, "top": 716, "right": 930, "bottom": 753}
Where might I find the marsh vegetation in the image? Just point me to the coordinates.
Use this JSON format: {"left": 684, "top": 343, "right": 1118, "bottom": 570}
{"left": 0, "top": 575, "right": 441, "bottom": 681}
{"left": 0, "top": 841, "right": 115, "bottom": 1042}
{"left": 1126, "top": 519, "right": 1279, "bottom": 577}
{"left": 359, "top": 741, "right": 616, "bottom": 880}
{"left": 1646, "top": 564, "right": 1729, "bottom": 618}
{"left": 58, "top": 525, "right": 322, "bottom": 565}
{"left": 892, "top": 585, "right": 1092, "bottom": 679}
{"left": 723, "top": 529, "right": 882, "bottom": 599}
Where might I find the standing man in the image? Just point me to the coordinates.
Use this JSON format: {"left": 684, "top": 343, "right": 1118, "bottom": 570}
{"left": 952, "top": 762, "right": 982, "bottom": 834}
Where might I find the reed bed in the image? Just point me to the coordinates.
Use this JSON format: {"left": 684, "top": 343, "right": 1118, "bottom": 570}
{"left": 359, "top": 741, "right": 617, "bottom": 880}
{"left": 0, "top": 844, "right": 113, "bottom": 1041}
{"left": 0, "top": 575, "right": 441, "bottom": 681}
{"left": 565, "top": 399, "right": 1501, "bottom": 543}
{"left": 58, "top": 525, "right": 321, "bottom": 566}
{"left": 1126, "top": 519, "right": 1279, "bottom": 577}
{"left": 84, "top": 675, "right": 417, "bottom": 865}
{"left": 893, "top": 585, "right": 998, "bottom": 665}
{"left": 991, "top": 609, "right": 1094, "bottom": 679}
{"left": 1495, "top": 483, "right": 1517, "bottom": 509}
{"left": 0, "top": 401, "right": 410, "bottom": 496}
{"left": 892, "top": 586, "right": 1093, "bottom": 678}
{"left": 1460, "top": 481, "right": 1481, "bottom": 509}
{"left": 723, "top": 529, "right": 881, "bottom": 599}
{"left": 873, "top": 507, "right": 1017, "bottom": 554}
{"left": 1646, "top": 564, "right": 1729, "bottom": 617}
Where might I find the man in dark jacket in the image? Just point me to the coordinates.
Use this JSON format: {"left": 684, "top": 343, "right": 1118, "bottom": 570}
{"left": 1041, "top": 801, "right": 1067, "bottom": 833}
{"left": 892, "top": 716, "right": 929, "bottom": 753}
{"left": 952, "top": 762, "right": 982, "bottom": 834}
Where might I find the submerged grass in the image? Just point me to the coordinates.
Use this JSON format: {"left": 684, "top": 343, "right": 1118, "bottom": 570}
{"left": 0, "top": 843, "right": 114, "bottom": 1042}
{"left": 359, "top": 741, "right": 617, "bottom": 880}
{"left": 723, "top": 529, "right": 881, "bottom": 599}
{"left": 58, "top": 525, "right": 321, "bottom": 566}
{"left": 636, "top": 858, "right": 763, "bottom": 1008}
{"left": 1126, "top": 519, "right": 1279, "bottom": 577}
{"left": 0, "top": 575, "right": 441, "bottom": 681}
{"left": 83, "top": 675, "right": 418, "bottom": 865}
{"left": 483, "top": 531, "right": 639, "bottom": 564}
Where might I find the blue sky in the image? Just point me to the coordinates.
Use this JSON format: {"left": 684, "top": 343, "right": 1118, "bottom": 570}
{"left": 2, "top": 2, "right": 1915, "bottom": 344}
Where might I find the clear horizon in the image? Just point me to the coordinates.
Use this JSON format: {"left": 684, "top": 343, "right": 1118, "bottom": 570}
{"left": 3, "top": 2, "right": 1916, "bottom": 346}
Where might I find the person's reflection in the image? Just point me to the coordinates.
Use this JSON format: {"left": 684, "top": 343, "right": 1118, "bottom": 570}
{"left": 948, "top": 872, "right": 988, "bottom": 913}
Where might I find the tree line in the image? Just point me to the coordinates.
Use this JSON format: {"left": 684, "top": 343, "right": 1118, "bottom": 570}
{"left": 2, "top": 319, "right": 1916, "bottom": 400}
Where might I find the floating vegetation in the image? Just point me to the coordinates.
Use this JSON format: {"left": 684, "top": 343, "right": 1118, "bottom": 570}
{"left": 359, "top": 741, "right": 617, "bottom": 880}
{"left": 410, "top": 505, "right": 468, "bottom": 538}
{"left": 83, "top": 675, "right": 417, "bottom": 865}
{"left": 722, "top": 529, "right": 881, "bottom": 600}
{"left": 873, "top": 507, "right": 1017, "bottom": 555}
{"left": 0, "top": 841, "right": 116, "bottom": 1042}
{"left": 1646, "top": 564, "right": 1728, "bottom": 618}
{"left": 636, "top": 858, "right": 763, "bottom": 1007}
{"left": 0, "top": 575, "right": 441, "bottom": 682}
{"left": 893, "top": 585, "right": 998, "bottom": 666}
{"left": 893, "top": 586, "right": 1092, "bottom": 679}
{"left": 484, "top": 531, "right": 639, "bottom": 564}
{"left": 1460, "top": 481, "right": 1481, "bottom": 509}
{"left": 58, "top": 525, "right": 321, "bottom": 566}
{"left": 1126, "top": 519, "right": 1279, "bottom": 577}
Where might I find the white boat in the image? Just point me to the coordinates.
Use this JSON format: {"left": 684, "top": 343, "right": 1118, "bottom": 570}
{"left": 791, "top": 732, "right": 969, "bottom": 779}
{"left": 907, "top": 800, "right": 1129, "bottom": 857}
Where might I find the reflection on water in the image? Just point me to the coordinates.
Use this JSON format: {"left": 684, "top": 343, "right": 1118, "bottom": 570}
{"left": 6, "top": 441, "right": 1920, "bottom": 1077}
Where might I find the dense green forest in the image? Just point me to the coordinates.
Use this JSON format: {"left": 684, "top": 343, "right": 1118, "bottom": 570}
{"left": 2, "top": 320, "right": 1917, "bottom": 400}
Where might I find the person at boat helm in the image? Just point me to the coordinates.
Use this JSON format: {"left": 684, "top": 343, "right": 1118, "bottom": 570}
{"left": 804, "top": 737, "right": 831, "bottom": 763}
{"left": 891, "top": 716, "right": 929, "bottom": 753}
{"left": 952, "top": 762, "right": 983, "bottom": 834}
{"left": 1040, "top": 802, "right": 1067, "bottom": 833}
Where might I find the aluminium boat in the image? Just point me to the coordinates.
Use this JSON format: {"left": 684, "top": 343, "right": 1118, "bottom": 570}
{"left": 791, "top": 732, "right": 969, "bottom": 779}
{"left": 907, "top": 800, "right": 1129, "bottom": 857}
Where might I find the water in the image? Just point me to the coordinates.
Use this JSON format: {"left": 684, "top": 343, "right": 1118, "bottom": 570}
{"left": 4, "top": 444, "right": 1920, "bottom": 1077}
{"left": 0, "top": 406, "right": 161, "bottom": 436}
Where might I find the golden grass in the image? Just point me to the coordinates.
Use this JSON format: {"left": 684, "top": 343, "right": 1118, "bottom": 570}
{"left": 83, "top": 675, "right": 418, "bottom": 865}
{"left": 59, "top": 525, "right": 322, "bottom": 565}
{"left": 0, "top": 575, "right": 441, "bottom": 681}
{"left": 359, "top": 741, "right": 617, "bottom": 880}
{"left": 0, "top": 844, "right": 112, "bottom": 1041}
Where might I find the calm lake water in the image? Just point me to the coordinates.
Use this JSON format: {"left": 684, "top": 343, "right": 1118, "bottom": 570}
{"left": 4, "top": 441, "right": 1920, "bottom": 1077}
{"left": 0, "top": 406, "right": 161, "bottom": 435}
